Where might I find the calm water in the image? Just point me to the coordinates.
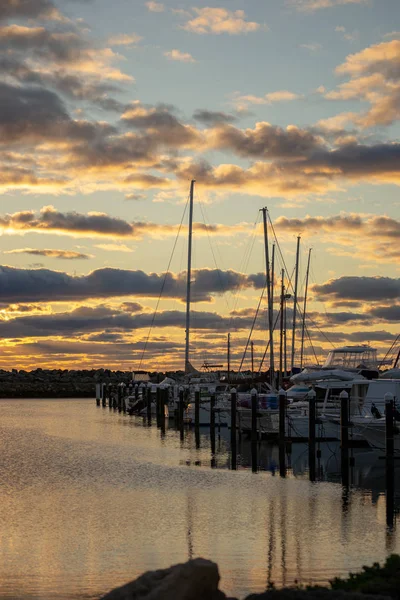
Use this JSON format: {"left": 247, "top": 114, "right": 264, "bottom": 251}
{"left": 0, "top": 399, "right": 399, "bottom": 600}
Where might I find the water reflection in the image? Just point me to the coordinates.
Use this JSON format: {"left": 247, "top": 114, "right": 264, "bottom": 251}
{"left": 0, "top": 399, "right": 399, "bottom": 600}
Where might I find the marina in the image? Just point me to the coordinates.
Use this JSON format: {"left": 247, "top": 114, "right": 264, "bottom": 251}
{"left": 0, "top": 399, "right": 400, "bottom": 600}
{"left": 1, "top": 397, "right": 400, "bottom": 600}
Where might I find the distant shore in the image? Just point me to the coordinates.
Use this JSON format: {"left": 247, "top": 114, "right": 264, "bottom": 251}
{"left": 0, "top": 368, "right": 138, "bottom": 398}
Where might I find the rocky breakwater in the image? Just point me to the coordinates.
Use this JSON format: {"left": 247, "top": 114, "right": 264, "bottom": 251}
{"left": 0, "top": 368, "right": 134, "bottom": 398}
{"left": 99, "top": 558, "right": 394, "bottom": 600}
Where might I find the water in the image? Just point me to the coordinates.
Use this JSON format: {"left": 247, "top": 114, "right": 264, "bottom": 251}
{"left": 0, "top": 399, "right": 399, "bottom": 600}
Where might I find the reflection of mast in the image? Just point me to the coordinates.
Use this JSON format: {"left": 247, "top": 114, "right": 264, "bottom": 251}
{"left": 186, "top": 490, "right": 194, "bottom": 560}
{"left": 184, "top": 180, "right": 195, "bottom": 373}
{"left": 266, "top": 500, "right": 275, "bottom": 589}
{"left": 280, "top": 491, "right": 288, "bottom": 587}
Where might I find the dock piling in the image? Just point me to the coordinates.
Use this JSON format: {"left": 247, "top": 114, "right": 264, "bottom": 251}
{"left": 194, "top": 386, "right": 200, "bottom": 448}
{"left": 308, "top": 389, "right": 317, "bottom": 482}
{"left": 278, "top": 388, "right": 287, "bottom": 443}
{"left": 147, "top": 385, "right": 152, "bottom": 425}
{"left": 230, "top": 387, "right": 237, "bottom": 470}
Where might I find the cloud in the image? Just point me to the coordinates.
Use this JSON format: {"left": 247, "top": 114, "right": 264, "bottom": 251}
{"left": 108, "top": 33, "right": 142, "bottom": 46}
{"left": 0, "top": 16, "right": 132, "bottom": 113}
{"left": 121, "top": 102, "right": 202, "bottom": 148}
{"left": 274, "top": 213, "right": 400, "bottom": 264}
{"left": 145, "top": 1, "right": 164, "bottom": 12}
{"left": 0, "top": 265, "right": 266, "bottom": 304}
{"left": 312, "top": 276, "right": 400, "bottom": 302}
{"left": 0, "top": 304, "right": 259, "bottom": 340}
{"left": 181, "top": 8, "right": 261, "bottom": 35}
{"left": 233, "top": 90, "right": 301, "bottom": 110}
{"left": 288, "top": 0, "right": 368, "bottom": 12}
{"left": 326, "top": 40, "right": 400, "bottom": 127}
{"left": 164, "top": 49, "right": 196, "bottom": 63}
{"left": 300, "top": 43, "right": 322, "bottom": 51}
{"left": 4, "top": 249, "right": 92, "bottom": 259}
{"left": 125, "top": 193, "right": 146, "bottom": 200}
{"left": 0, "top": 0, "right": 61, "bottom": 21}
{"left": 208, "top": 122, "right": 324, "bottom": 159}
{"left": 94, "top": 243, "right": 133, "bottom": 252}
{"left": 120, "top": 302, "right": 144, "bottom": 313}
{"left": 192, "top": 109, "right": 237, "bottom": 125}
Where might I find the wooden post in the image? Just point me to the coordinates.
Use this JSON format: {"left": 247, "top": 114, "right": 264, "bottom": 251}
{"left": 251, "top": 388, "right": 258, "bottom": 473}
{"left": 117, "top": 383, "right": 122, "bottom": 411}
{"left": 308, "top": 389, "right": 316, "bottom": 482}
{"left": 195, "top": 386, "right": 200, "bottom": 448}
{"left": 385, "top": 393, "right": 394, "bottom": 458}
{"left": 122, "top": 384, "right": 127, "bottom": 413}
{"left": 147, "top": 385, "right": 152, "bottom": 425}
{"left": 210, "top": 387, "right": 216, "bottom": 457}
{"left": 96, "top": 383, "right": 101, "bottom": 406}
{"left": 156, "top": 386, "right": 161, "bottom": 427}
{"left": 230, "top": 388, "right": 237, "bottom": 470}
{"left": 278, "top": 389, "right": 286, "bottom": 442}
{"left": 251, "top": 388, "right": 258, "bottom": 443}
{"left": 340, "top": 390, "right": 349, "bottom": 486}
{"left": 160, "top": 386, "right": 166, "bottom": 436}
{"left": 135, "top": 384, "right": 139, "bottom": 401}
{"left": 179, "top": 387, "right": 185, "bottom": 441}
{"left": 340, "top": 390, "right": 349, "bottom": 449}
{"left": 385, "top": 393, "right": 395, "bottom": 528}
{"left": 102, "top": 383, "right": 107, "bottom": 407}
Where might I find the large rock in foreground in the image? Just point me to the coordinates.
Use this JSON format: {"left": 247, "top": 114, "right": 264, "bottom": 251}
{"left": 100, "top": 558, "right": 231, "bottom": 600}
{"left": 245, "top": 590, "right": 390, "bottom": 600}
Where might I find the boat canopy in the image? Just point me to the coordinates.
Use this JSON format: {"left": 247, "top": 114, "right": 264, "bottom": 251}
{"left": 322, "top": 346, "right": 378, "bottom": 370}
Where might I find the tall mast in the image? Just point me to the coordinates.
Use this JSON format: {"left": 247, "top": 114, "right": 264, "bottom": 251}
{"left": 284, "top": 297, "right": 287, "bottom": 376}
{"left": 227, "top": 333, "right": 231, "bottom": 383}
{"left": 251, "top": 341, "right": 254, "bottom": 382}
{"left": 300, "top": 248, "right": 312, "bottom": 370}
{"left": 184, "top": 179, "right": 195, "bottom": 373}
{"left": 262, "top": 208, "right": 274, "bottom": 388}
{"left": 279, "top": 269, "right": 284, "bottom": 389}
{"left": 290, "top": 235, "right": 301, "bottom": 372}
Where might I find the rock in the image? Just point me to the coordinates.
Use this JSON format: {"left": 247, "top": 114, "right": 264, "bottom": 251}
{"left": 100, "top": 558, "right": 233, "bottom": 600}
{"left": 245, "top": 590, "right": 390, "bottom": 600}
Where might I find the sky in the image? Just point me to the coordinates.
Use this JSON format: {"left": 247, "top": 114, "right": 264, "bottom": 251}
{"left": 0, "top": 0, "right": 400, "bottom": 371}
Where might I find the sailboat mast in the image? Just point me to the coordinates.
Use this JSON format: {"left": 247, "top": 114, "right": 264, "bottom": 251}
{"left": 279, "top": 269, "right": 285, "bottom": 389}
{"left": 300, "top": 248, "right": 312, "bottom": 370}
{"left": 262, "top": 208, "right": 274, "bottom": 388}
{"left": 227, "top": 333, "right": 231, "bottom": 383}
{"left": 290, "top": 235, "right": 301, "bottom": 372}
{"left": 184, "top": 179, "right": 195, "bottom": 373}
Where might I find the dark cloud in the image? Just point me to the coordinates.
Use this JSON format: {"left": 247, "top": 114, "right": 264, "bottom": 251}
{"left": 120, "top": 302, "right": 144, "bottom": 313}
{"left": 311, "top": 330, "right": 398, "bottom": 344}
{"left": 0, "top": 265, "right": 266, "bottom": 304}
{"left": 122, "top": 103, "right": 201, "bottom": 148}
{"left": 0, "top": 0, "right": 59, "bottom": 21}
{"left": 193, "top": 109, "right": 237, "bottom": 125}
{"left": 275, "top": 214, "right": 364, "bottom": 234}
{"left": 312, "top": 276, "right": 400, "bottom": 302}
{"left": 5, "top": 248, "right": 91, "bottom": 259}
{"left": 0, "top": 82, "right": 69, "bottom": 143}
{"left": 370, "top": 305, "right": 400, "bottom": 322}
{"left": 0, "top": 306, "right": 254, "bottom": 339}
{"left": 0, "top": 25, "right": 87, "bottom": 62}
{"left": 211, "top": 122, "right": 325, "bottom": 159}
{"left": 0, "top": 206, "right": 248, "bottom": 239}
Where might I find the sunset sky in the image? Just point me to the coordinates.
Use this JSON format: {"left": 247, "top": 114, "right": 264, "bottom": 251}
{"left": 1, "top": 0, "right": 399, "bottom": 371}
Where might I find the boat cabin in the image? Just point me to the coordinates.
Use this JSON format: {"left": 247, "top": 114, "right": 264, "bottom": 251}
{"left": 323, "top": 345, "right": 378, "bottom": 370}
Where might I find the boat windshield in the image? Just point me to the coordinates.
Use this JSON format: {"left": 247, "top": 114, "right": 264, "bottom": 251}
{"left": 323, "top": 346, "right": 377, "bottom": 370}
